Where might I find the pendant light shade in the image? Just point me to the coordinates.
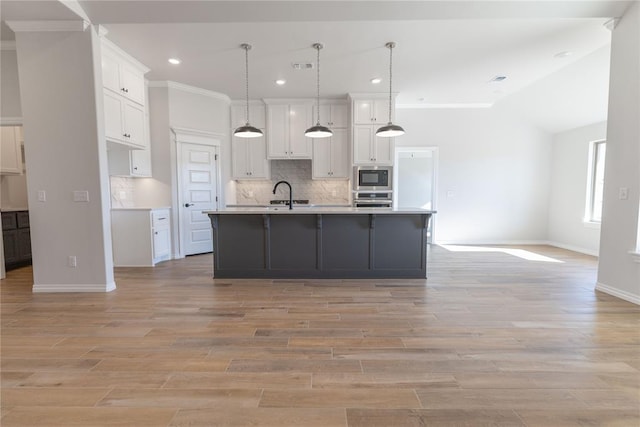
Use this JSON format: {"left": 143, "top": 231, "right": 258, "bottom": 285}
{"left": 305, "top": 43, "right": 333, "bottom": 139}
{"left": 234, "top": 43, "right": 264, "bottom": 139}
{"left": 376, "top": 42, "right": 405, "bottom": 138}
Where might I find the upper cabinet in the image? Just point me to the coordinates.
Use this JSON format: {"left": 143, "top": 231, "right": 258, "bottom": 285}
{"left": 0, "top": 126, "right": 23, "bottom": 175}
{"left": 312, "top": 128, "right": 349, "bottom": 179}
{"left": 231, "top": 103, "right": 266, "bottom": 130}
{"left": 314, "top": 103, "right": 348, "bottom": 129}
{"left": 101, "top": 40, "right": 150, "bottom": 150}
{"left": 265, "top": 102, "right": 313, "bottom": 159}
{"left": 353, "top": 99, "right": 391, "bottom": 125}
{"left": 230, "top": 101, "right": 269, "bottom": 180}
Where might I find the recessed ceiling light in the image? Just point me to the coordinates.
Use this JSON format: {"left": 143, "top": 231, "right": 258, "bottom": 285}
{"left": 418, "top": 97, "right": 425, "bottom": 102}
{"left": 554, "top": 51, "right": 573, "bottom": 58}
{"left": 370, "top": 78, "right": 382, "bottom": 84}
{"left": 168, "top": 58, "right": 181, "bottom": 65}
{"left": 275, "top": 79, "right": 286, "bottom": 85}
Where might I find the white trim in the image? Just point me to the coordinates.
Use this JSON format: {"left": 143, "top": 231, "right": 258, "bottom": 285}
{"left": 0, "top": 117, "right": 23, "bottom": 126}
{"left": 101, "top": 38, "right": 150, "bottom": 74}
{"left": 172, "top": 127, "right": 225, "bottom": 145}
{"left": 150, "top": 81, "right": 231, "bottom": 103}
{"left": 348, "top": 93, "right": 393, "bottom": 100}
{"left": 433, "top": 240, "right": 550, "bottom": 246}
{"left": 59, "top": 0, "right": 92, "bottom": 23}
{"left": 33, "top": 282, "right": 116, "bottom": 293}
{"left": 596, "top": 282, "right": 640, "bottom": 305}
{"left": 630, "top": 250, "right": 640, "bottom": 263}
{"left": 547, "top": 241, "right": 599, "bottom": 257}
{"left": 1, "top": 41, "right": 16, "bottom": 51}
{"left": 6, "top": 20, "right": 89, "bottom": 33}
{"left": 263, "top": 98, "right": 314, "bottom": 105}
{"left": 231, "top": 99, "right": 267, "bottom": 107}
{"left": 397, "top": 103, "right": 493, "bottom": 109}
{"left": 583, "top": 220, "right": 601, "bottom": 229}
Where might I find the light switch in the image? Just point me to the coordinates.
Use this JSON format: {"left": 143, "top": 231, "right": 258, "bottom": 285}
{"left": 37, "top": 190, "right": 46, "bottom": 202}
{"left": 73, "top": 190, "right": 89, "bottom": 202}
{"left": 619, "top": 187, "right": 629, "bottom": 200}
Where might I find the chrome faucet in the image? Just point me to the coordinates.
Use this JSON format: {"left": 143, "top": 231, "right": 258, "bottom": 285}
{"left": 272, "top": 180, "right": 293, "bottom": 210}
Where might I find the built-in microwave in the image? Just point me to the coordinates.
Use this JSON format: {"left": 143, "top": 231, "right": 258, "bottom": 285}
{"left": 353, "top": 166, "right": 392, "bottom": 191}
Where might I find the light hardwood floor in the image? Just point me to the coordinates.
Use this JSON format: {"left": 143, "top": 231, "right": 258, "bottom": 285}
{"left": 1, "top": 245, "right": 639, "bottom": 426}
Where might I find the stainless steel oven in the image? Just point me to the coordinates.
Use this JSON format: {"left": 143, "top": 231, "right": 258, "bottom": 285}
{"left": 353, "top": 166, "right": 392, "bottom": 191}
{"left": 353, "top": 191, "right": 393, "bottom": 208}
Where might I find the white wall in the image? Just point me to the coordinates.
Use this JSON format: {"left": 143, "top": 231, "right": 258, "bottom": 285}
{"left": 597, "top": 1, "right": 640, "bottom": 304}
{"left": 13, "top": 25, "right": 114, "bottom": 291}
{"left": 547, "top": 121, "right": 606, "bottom": 255}
{"left": 396, "top": 107, "right": 552, "bottom": 244}
{"left": 0, "top": 49, "right": 22, "bottom": 120}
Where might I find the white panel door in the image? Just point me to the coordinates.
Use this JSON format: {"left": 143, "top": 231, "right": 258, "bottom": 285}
{"left": 180, "top": 143, "right": 218, "bottom": 255}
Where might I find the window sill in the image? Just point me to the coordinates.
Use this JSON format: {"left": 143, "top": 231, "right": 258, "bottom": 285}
{"left": 583, "top": 221, "right": 601, "bottom": 229}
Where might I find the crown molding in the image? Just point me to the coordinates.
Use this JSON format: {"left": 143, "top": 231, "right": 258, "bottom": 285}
{"left": 150, "top": 81, "right": 231, "bottom": 103}
{"left": 0, "top": 41, "right": 16, "bottom": 51}
{"left": 101, "top": 37, "right": 150, "bottom": 74}
{"left": 5, "top": 20, "right": 89, "bottom": 33}
{"left": 397, "top": 102, "right": 494, "bottom": 109}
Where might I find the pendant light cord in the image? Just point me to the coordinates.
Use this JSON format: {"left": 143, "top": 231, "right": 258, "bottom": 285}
{"left": 244, "top": 45, "right": 250, "bottom": 125}
{"left": 316, "top": 44, "right": 321, "bottom": 124}
{"left": 387, "top": 43, "right": 393, "bottom": 124}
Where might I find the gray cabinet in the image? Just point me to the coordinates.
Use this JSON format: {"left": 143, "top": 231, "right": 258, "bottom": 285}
{"left": 2, "top": 210, "right": 31, "bottom": 270}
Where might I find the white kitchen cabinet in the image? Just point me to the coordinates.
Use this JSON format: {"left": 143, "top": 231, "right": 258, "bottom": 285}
{"left": 353, "top": 125, "right": 394, "bottom": 165}
{"left": 232, "top": 134, "right": 270, "bottom": 179}
{"left": 108, "top": 147, "right": 151, "bottom": 177}
{"left": 104, "top": 90, "right": 146, "bottom": 149}
{"left": 102, "top": 50, "right": 146, "bottom": 105}
{"left": 231, "top": 103, "right": 266, "bottom": 130}
{"left": 312, "top": 129, "right": 349, "bottom": 179}
{"left": 266, "top": 103, "right": 313, "bottom": 159}
{"left": 353, "top": 99, "right": 391, "bottom": 125}
{"left": 0, "top": 126, "right": 23, "bottom": 175}
{"left": 111, "top": 208, "right": 171, "bottom": 267}
{"left": 314, "top": 103, "right": 348, "bottom": 128}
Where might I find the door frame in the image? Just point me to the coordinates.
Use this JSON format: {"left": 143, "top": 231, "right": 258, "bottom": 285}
{"left": 393, "top": 146, "right": 439, "bottom": 242}
{"left": 171, "top": 126, "right": 223, "bottom": 259}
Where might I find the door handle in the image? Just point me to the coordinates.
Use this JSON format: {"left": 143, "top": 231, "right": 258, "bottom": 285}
{"left": 184, "top": 203, "right": 194, "bottom": 207}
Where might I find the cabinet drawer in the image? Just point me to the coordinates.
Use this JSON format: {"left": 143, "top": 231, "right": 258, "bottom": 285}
{"left": 2, "top": 212, "right": 17, "bottom": 230}
{"left": 17, "top": 211, "right": 29, "bottom": 228}
{"left": 152, "top": 210, "right": 170, "bottom": 227}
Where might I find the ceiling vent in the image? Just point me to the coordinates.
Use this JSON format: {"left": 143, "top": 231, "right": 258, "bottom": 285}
{"left": 292, "top": 62, "right": 314, "bottom": 70}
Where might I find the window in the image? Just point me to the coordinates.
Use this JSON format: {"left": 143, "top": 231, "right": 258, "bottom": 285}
{"left": 585, "top": 140, "right": 606, "bottom": 223}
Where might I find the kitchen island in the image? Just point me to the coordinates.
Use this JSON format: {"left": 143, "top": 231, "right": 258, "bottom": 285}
{"left": 205, "top": 207, "right": 434, "bottom": 279}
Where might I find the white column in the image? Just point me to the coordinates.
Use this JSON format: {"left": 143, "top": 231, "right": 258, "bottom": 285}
{"left": 596, "top": 2, "right": 640, "bottom": 304}
{"left": 7, "top": 21, "right": 115, "bottom": 292}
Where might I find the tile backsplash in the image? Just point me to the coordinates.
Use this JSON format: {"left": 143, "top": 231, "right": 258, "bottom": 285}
{"left": 110, "top": 176, "right": 136, "bottom": 208}
{"left": 235, "top": 160, "right": 350, "bottom": 205}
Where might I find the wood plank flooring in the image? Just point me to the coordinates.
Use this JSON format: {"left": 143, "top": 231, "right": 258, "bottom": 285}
{"left": 1, "top": 244, "right": 639, "bottom": 426}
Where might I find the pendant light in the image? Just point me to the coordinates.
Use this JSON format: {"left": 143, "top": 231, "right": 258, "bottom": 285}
{"left": 376, "top": 42, "right": 405, "bottom": 138}
{"left": 234, "top": 43, "right": 263, "bottom": 138}
{"left": 305, "top": 43, "right": 333, "bottom": 138}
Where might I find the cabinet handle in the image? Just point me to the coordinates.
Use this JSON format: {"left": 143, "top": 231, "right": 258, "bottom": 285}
{"left": 133, "top": 167, "right": 138, "bottom": 170}
{"left": 154, "top": 231, "right": 158, "bottom": 235}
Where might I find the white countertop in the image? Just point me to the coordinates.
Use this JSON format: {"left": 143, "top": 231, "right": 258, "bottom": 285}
{"left": 205, "top": 207, "right": 436, "bottom": 215}
{"left": 111, "top": 207, "right": 171, "bottom": 211}
{"left": 1, "top": 207, "right": 29, "bottom": 212}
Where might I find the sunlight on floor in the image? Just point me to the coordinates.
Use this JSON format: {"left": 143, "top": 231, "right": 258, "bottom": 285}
{"left": 439, "top": 245, "right": 564, "bottom": 263}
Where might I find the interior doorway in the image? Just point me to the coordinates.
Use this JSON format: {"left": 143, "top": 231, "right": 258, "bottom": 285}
{"left": 173, "top": 128, "right": 221, "bottom": 257}
{"left": 393, "top": 146, "right": 438, "bottom": 242}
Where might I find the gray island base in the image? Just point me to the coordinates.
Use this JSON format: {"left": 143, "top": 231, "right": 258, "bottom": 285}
{"left": 206, "top": 208, "right": 434, "bottom": 279}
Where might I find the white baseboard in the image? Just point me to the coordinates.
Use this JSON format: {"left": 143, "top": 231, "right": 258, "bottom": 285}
{"left": 434, "top": 240, "right": 549, "bottom": 246}
{"left": 32, "top": 281, "right": 117, "bottom": 293}
{"left": 546, "top": 241, "right": 599, "bottom": 257}
{"left": 596, "top": 282, "right": 640, "bottom": 305}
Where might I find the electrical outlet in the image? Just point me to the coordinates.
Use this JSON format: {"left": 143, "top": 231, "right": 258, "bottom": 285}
{"left": 68, "top": 256, "right": 77, "bottom": 268}
{"left": 447, "top": 191, "right": 455, "bottom": 198}
{"left": 73, "top": 191, "right": 89, "bottom": 202}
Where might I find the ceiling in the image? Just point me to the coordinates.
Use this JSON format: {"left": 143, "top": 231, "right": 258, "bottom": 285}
{"left": 1, "top": 1, "right": 632, "bottom": 132}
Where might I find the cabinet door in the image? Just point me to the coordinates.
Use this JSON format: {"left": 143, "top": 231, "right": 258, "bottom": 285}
{"left": 266, "top": 104, "right": 289, "bottom": 158}
{"left": 0, "top": 127, "right": 22, "bottom": 175}
{"left": 122, "top": 100, "right": 146, "bottom": 148}
{"left": 248, "top": 135, "right": 269, "bottom": 179}
{"left": 312, "top": 138, "right": 331, "bottom": 178}
{"left": 374, "top": 135, "right": 394, "bottom": 165}
{"left": 153, "top": 227, "right": 171, "bottom": 260}
{"left": 231, "top": 137, "right": 249, "bottom": 178}
{"left": 353, "top": 100, "right": 374, "bottom": 124}
{"left": 373, "top": 99, "right": 391, "bottom": 123}
{"left": 103, "top": 90, "right": 124, "bottom": 142}
{"left": 353, "top": 125, "right": 374, "bottom": 165}
{"left": 120, "top": 65, "right": 145, "bottom": 105}
{"left": 131, "top": 149, "right": 151, "bottom": 177}
{"left": 330, "top": 104, "right": 348, "bottom": 128}
{"left": 17, "top": 228, "right": 31, "bottom": 261}
{"left": 329, "top": 129, "right": 349, "bottom": 178}
{"left": 231, "top": 104, "right": 266, "bottom": 130}
{"left": 315, "top": 104, "right": 331, "bottom": 127}
{"left": 3, "top": 229, "right": 18, "bottom": 264}
{"left": 101, "top": 53, "right": 121, "bottom": 94}
{"left": 288, "top": 103, "right": 312, "bottom": 158}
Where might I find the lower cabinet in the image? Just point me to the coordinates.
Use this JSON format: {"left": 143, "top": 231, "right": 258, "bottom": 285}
{"left": 111, "top": 208, "right": 171, "bottom": 266}
{"left": 2, "top": 210, "right": 31, "bottom": 271}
